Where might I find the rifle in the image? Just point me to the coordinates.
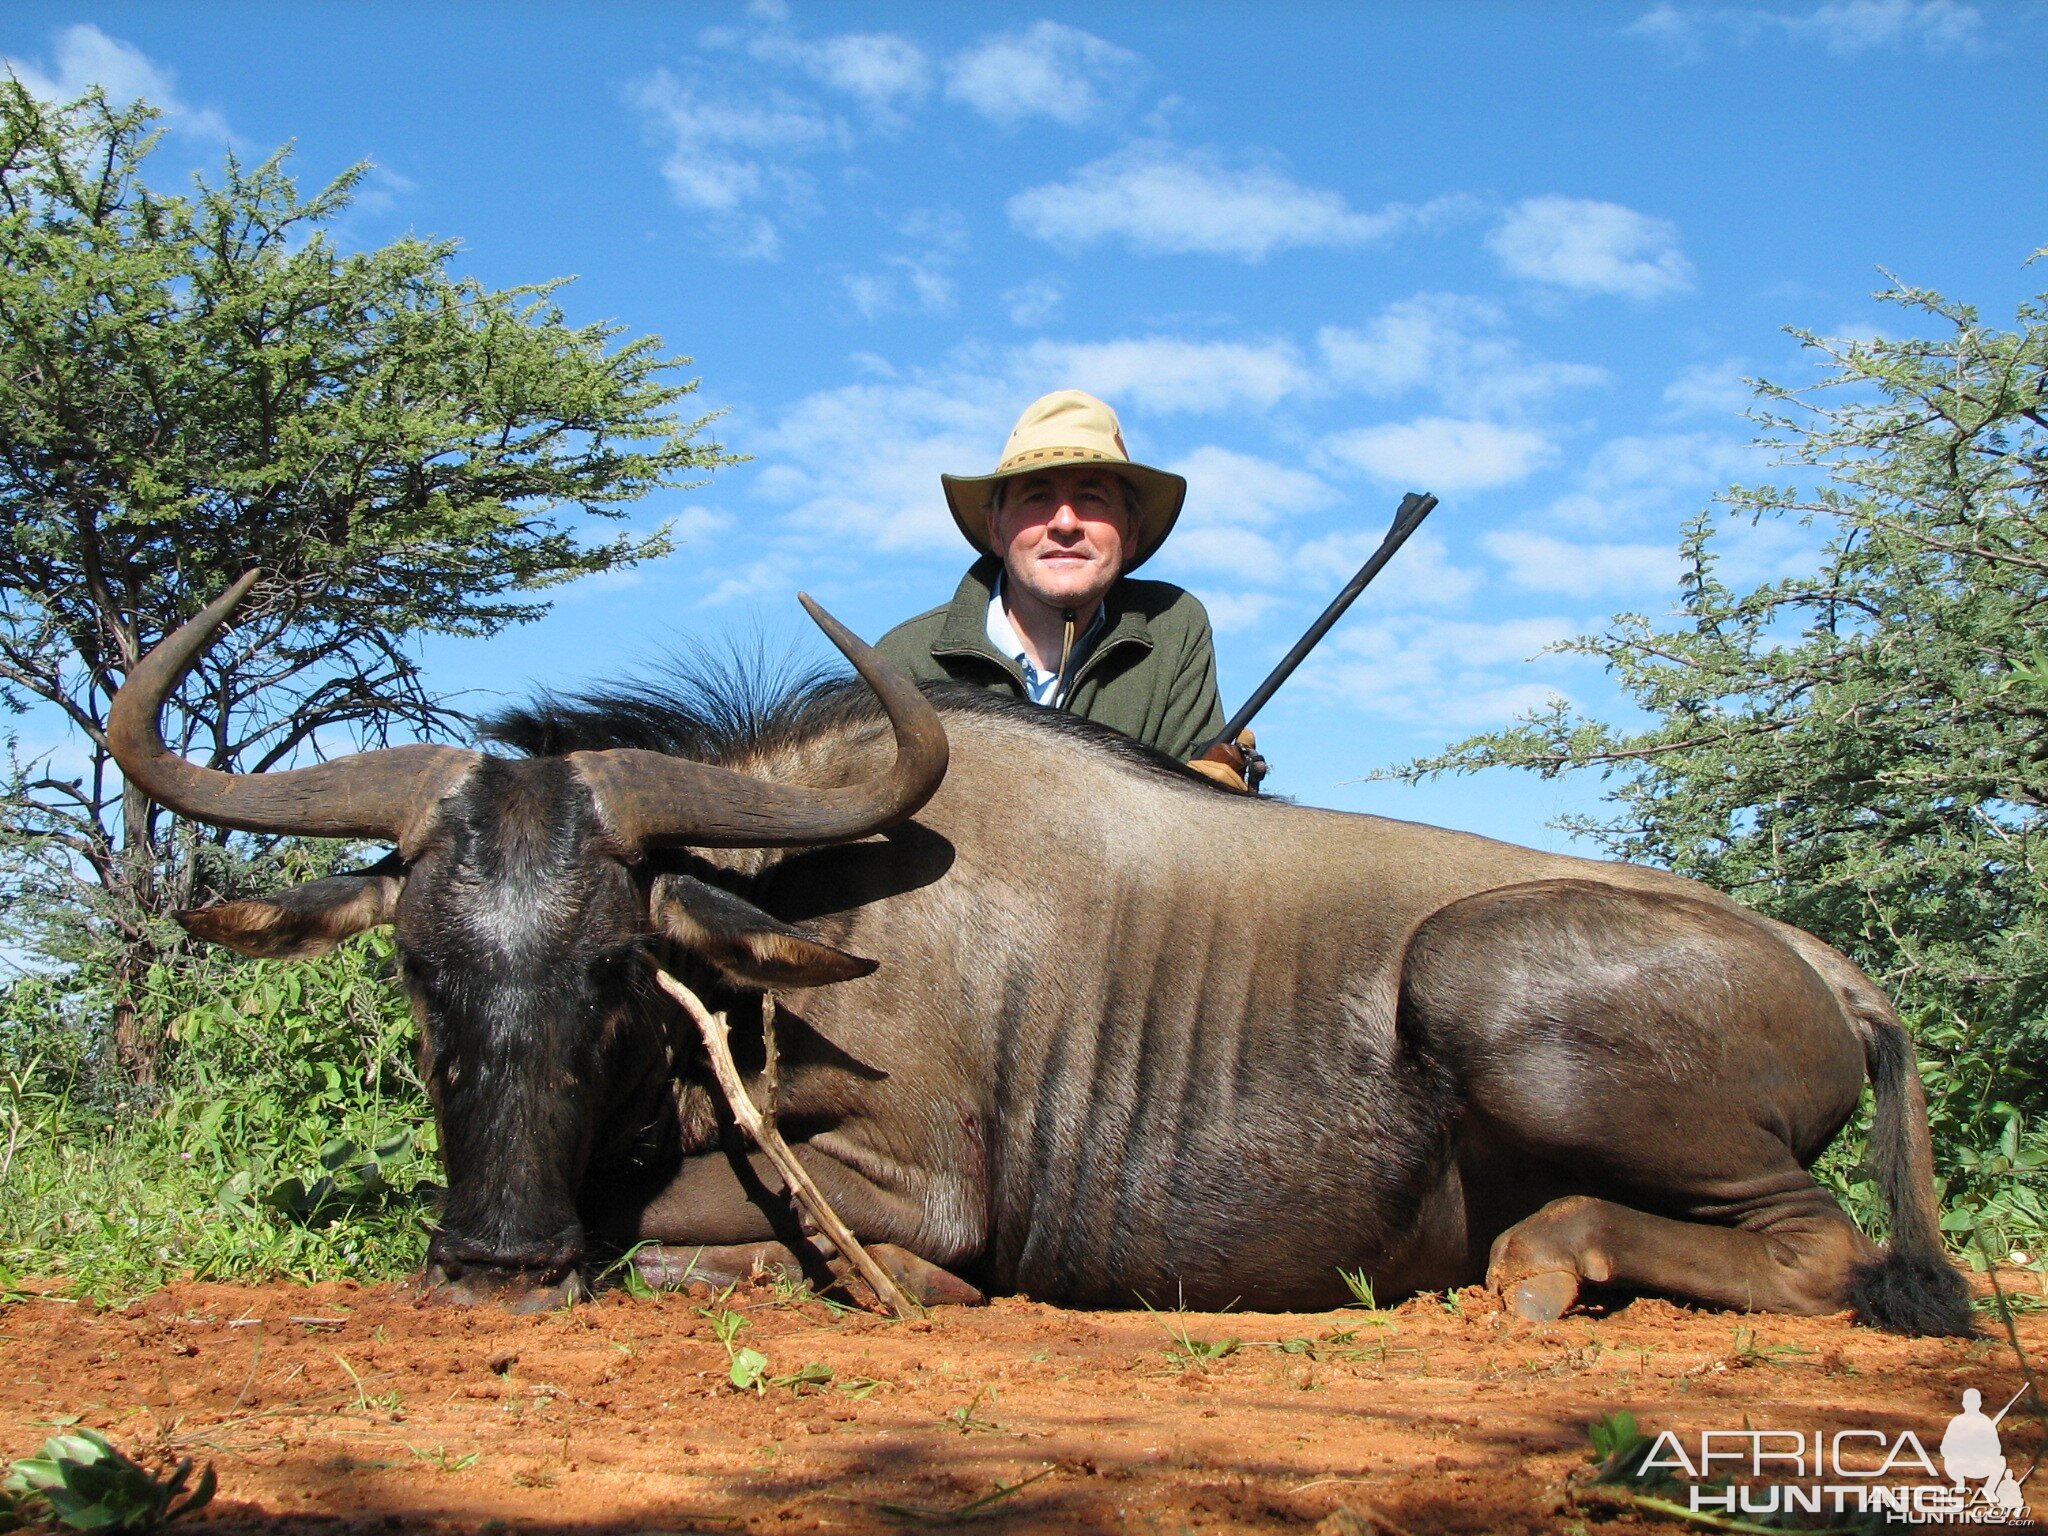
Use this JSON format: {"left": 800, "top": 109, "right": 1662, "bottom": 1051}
{"left": 1200, "top": 490, "right": 1439, "bottom": 771}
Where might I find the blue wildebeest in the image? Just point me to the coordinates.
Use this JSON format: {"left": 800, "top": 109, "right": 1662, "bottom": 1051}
{"left": 108, "top": 575, "right": 1973, "bottom": 1334}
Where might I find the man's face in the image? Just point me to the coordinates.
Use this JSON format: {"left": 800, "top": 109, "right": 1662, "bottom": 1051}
{"left": 987, "top": 465, "right": 1133, "bottom": 615}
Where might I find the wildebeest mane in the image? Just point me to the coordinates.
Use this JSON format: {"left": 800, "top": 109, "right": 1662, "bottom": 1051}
{"left": 480, "top": 647, "right": 851, "bottom": 765}
{"left": 482, "top": 658, "right": 1213, "bottom": 784}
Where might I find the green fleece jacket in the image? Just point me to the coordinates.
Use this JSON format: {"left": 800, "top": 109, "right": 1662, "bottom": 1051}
{"left": 875, "top": 557, "right": 1226, "bottom": 762}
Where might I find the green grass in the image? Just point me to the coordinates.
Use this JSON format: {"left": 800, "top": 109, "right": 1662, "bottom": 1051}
{"left": 0, "top": 932, "right": 438, "bottom": 1300}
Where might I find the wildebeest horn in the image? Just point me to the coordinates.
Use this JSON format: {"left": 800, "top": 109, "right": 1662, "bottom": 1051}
{"left": 107, "top": 572, "right": 479, "bottom": 852}
{"left": 570, "top": 593, "right": 949, "bottom": 850}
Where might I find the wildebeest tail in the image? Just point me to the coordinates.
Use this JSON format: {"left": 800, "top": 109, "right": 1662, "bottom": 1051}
{"left": 1846, "top": 989, "right": 1976, "bottom": 1337}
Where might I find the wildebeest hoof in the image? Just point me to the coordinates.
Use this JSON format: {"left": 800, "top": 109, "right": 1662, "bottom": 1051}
{"left": 1505, "top": 1269, "right": 1580, "bottom": 1322}
{"left": 418, "top": 1262, "right": 584, "bottom": 1313}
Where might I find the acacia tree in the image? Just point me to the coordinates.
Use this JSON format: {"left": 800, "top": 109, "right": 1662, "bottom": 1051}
{"left": 0, "top": 86, "right": 736, "bottom": 1082}
{"left": 1399, "top": 263, "right": 2048, "bottom": 1230}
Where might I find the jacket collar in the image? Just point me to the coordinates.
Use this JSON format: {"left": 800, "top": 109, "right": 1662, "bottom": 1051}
{"left": 934, "top": 556, "right": 1157, "bottom": 668}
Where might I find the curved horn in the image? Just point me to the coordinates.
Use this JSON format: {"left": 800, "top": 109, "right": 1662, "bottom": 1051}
{"left": 107, "top": 571, "right": 478, "bottom": 849}
{"left": 572, "top": 593, "right": 949, "bottom": 850}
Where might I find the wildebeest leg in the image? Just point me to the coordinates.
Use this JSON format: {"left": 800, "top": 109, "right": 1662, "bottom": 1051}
{"left": 1486, "top": 1192, "right": 1874, "bottom": 1320}
{"left": 594, "top": 1142, "right": 983, "bottom": 1302}
{"left": 630, "top": 1240, "right": 985, "bottom": 1305}
{"left": 1404, "top": 878, "right": 1877, "bottom": 1322}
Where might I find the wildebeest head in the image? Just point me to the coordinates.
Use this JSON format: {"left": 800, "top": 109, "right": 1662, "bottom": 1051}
{"left": 109, "top": 574, "right": 948, "bottom": 1310}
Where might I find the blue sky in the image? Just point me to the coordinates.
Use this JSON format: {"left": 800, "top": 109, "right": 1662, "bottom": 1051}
{"left": 7, "top": 1, "right": 2045, "bottom": 848}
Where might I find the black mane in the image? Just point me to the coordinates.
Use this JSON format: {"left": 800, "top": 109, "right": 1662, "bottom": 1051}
{"left": 482, "top": 664, "right": 1209, "bottom": 783}
{"left": 480, "top": 651, "right": 856, "bottom": 765}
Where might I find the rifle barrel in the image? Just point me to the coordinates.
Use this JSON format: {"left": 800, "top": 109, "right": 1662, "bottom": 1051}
{"left": 1210, "top": 490, "right": 1437, "bottom": 748}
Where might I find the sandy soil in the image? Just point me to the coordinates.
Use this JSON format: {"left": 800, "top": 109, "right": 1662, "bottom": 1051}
{"left": 2, "top": 1275, "right": 2040, "bottom": 1534}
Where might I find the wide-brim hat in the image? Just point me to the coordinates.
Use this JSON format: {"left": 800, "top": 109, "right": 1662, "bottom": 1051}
{"left": 941, "top": 390, "right": 1187, "bottom": 573}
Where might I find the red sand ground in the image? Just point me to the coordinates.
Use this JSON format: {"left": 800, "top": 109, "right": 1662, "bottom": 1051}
{"left": 2, "top": 1276, "right": 2041, "bottom": 1533}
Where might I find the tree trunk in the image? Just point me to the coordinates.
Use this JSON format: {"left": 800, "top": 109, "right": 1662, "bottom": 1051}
{"left": 110, "top": 944, "right": 159, "bottom": 1087}
{"left": 111, "top": 778, "right": 161, "bottom": 1087}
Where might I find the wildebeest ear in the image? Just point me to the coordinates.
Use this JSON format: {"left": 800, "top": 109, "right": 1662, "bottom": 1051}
{"left": 653, "top": 872, "right": 878, "bottom": 989}
{"left": 178, "top": 868, "right": 403, "bottom": 960}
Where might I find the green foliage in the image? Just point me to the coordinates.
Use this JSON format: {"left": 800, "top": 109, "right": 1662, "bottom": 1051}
{"left": 697, "top": 1296, "right": 771, "bottom": 1393}
{"left": 943, "top": 1387, "right": 1002, "bottom": 1435}
{"left": 1337, "top": 1266, "right": 1379, "bottom": 1309}
{"left": 0, "top": 908, "right": 436, "bottom": 1297}
{"left": 0, "top": 82, "right": 734, "bottom": 1083}
{"left": 4, "top": 1428, "right": 215, "bottom": 1533}
{"left": 1139, "top": 1295, "right": 1240, "bottom": 1369}
{"left": 1393, "top": 263, "right": 2048, "bottom": 1245}
{"left": 1586, "top": 1410, "right": 1655, "bottom": 1484}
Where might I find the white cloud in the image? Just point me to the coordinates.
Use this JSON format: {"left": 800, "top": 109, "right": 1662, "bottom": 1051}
{"left": 748, "top": 376, "right": 1017, "bottom": 557}
{"left": 1323, "top": 417, "right": 1555, "bottom": 493}
{"left": 1317, "top": 293, "right": 1607, "bottom": 415}
{"left": 4, "top": 23, "right": 229, "bottom": 140}
{"left": 347, "top": 165, "right": 418, "bottom": 220}
{"left": 561, "top": 507, "right": 737, "bottom": 599}
{"left": 1586, "top": 431, "right": 1758, "bottom": 496}
{"left": 843, "top": 209, "right": 966, "bottom": 318}
{"left": 1626, "top": 1, "right": 1983, "bottom": 57}
{"left": 845, "top": 256, "right": 954, "bottom": 318}
{"left": 1165, "top": 526, "right": 1289, "bottom": 585}
{"left": 632, "top": 20, "right": 933, "bottom": 257}
{"left": 1009, "top": 142, "right": 1470, "bottom": 261}
{"left": 1015, "top": 336, "right": 1309, "bottom": 414}
{"left": 1536, "top": 429, "right": 1763, "bottom": 532}
{"left": 702, "top": 554, "right": 811, "bottom": 609}
{"left": 1484, "top": 531, "right": 1682, "bottom": 597}
{"left": 1148, "top": 449, "right": 1478, "bottom": 607}
{"left": 944, "top": 21, "right": 1141, "bottom": 128}
{"left": 627, "top": 70, "right": 844, "bottom": 255}
{"left": 1715, "top": 513, "right": 1830, "bottom": 586}
{"left": 1487, "top": 197, "right": 1693, "bottom": 300}
{"left": 1661, "top": 359, "right": 1757, "bottom": 420}
{"left": 740, "top": 28, "right": 932, "bottom": 119}
{"left": 1306, "top": 615, "right": 1586, "bottom": 727}
{"left": 1003, "top": 278, "right": 1065, "bottom": 328}
{"left": 1167, "top": 447, "right": 1337, "bottom": 528}
{"left": 1796, "top": 0, "right": 1982, "bottom": 52}
{"left": 1291, "top": 529, "right": 1480, "bottom": 607}
{"left": 1190, "top": 589, "right": 1282, "bottom": 634}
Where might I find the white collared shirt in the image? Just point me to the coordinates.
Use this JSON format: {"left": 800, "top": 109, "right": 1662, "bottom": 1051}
{"left": 986, "top": 577, "right": 1105, "bottom": 707}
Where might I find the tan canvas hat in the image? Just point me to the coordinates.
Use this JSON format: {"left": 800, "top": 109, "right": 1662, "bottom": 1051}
{"left": 941, "top": 390, "right": 1187, "bottom": 572}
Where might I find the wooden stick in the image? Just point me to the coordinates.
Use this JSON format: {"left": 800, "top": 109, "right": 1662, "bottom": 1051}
{"left": 651, "top": 966, "right": 919, "bottom": 1319}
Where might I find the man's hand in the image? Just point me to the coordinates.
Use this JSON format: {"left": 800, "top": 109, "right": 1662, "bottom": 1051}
{"left": 1188, "top": 729, "right": 1267, "bottom": 793}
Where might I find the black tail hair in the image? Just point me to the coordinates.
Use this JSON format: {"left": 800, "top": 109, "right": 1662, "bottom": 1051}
{"left": 1848, "top": 1008, "right": 1976, "bottom": 1337}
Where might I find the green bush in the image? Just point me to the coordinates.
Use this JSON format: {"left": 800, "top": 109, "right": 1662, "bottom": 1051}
{"left": 0, "top": 917, "right": 437, "bottom": 1299}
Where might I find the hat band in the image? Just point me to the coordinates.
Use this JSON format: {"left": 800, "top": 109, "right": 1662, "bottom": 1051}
{"left": 993, "top": 445, "right": 1125, "bottom": 473}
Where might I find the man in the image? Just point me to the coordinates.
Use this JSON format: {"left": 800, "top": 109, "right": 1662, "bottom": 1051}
{"left": 878, "top": 389, "right": 1260, "bottom": 789}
